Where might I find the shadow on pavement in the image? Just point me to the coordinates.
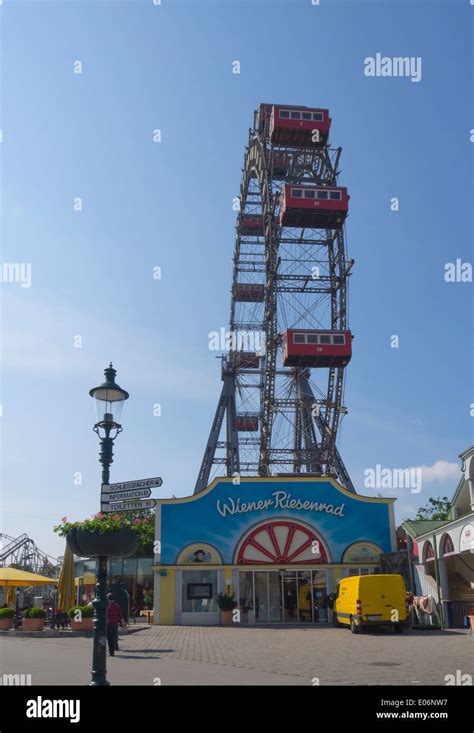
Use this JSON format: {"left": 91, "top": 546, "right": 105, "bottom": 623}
{"left": 119, "top": 648, "right": 175, "bottom": 654}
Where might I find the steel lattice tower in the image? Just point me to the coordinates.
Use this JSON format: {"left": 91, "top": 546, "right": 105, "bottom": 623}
{"left": 195, "top": 104, "right": 355, "bottom": 494}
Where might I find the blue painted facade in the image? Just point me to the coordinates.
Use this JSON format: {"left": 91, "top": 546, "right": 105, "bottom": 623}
{"left": 157, "top": 477, "right": 396, "bottom": 565}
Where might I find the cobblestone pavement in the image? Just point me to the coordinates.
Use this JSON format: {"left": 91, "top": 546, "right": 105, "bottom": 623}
{"left": 1, "top": 625, "right": 473, "bottom": 686}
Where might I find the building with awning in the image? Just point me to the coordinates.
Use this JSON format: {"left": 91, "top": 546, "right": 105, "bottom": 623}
{"left": 400, "top": 445, "right": 474, "bottom": 628}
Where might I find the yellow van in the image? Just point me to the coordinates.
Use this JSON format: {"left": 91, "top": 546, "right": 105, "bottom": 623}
{"left": 333, "top": 574, "right": 408, "bottom": 634}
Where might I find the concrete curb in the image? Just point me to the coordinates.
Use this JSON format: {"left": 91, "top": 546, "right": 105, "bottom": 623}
{"left": 0, "top": 626, "right": 148, "bottom": 638}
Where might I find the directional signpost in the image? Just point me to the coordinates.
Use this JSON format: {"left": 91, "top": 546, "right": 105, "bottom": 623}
{"left": 103, "top": 488, "right": 152, "bottom": 501}
{"left": 101, "top": 477, "right": 162, "bottom": 513}
{"left": 108, "top": 499, "right": 156, "bottom": 512}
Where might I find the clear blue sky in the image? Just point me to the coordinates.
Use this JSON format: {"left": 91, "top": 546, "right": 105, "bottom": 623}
{"left": 1, "top": 0, "right": 472, "bottom": 557}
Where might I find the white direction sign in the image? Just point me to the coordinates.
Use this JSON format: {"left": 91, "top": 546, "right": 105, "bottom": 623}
{"left": 104, "top": 499, "right": 156, "bottom": 513}
{"left": 101, "top": 488, "right": 152, "bottom": 502}
{"left": 102, "top": 477, "right": 162, "bottom": 493}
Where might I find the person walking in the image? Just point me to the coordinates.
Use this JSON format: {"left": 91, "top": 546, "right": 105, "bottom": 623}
{"left": 106, "top": 593, "right": 123, "bottom": 656}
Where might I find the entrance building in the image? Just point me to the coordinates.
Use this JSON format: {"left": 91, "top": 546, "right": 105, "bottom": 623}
{"left": 153, "top": 477, "right": 396, "bottom": 625}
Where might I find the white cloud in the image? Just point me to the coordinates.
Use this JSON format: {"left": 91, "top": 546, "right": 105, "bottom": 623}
{"left": 417, "top": 460, "right": 460, "bottom": 484}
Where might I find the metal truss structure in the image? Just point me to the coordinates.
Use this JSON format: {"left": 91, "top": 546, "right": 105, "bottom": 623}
{"left": 195, "top": 105, "right": 355, "bottom": 494}
{"left": 0, "top": 533, "right": 57, "bottom": 577}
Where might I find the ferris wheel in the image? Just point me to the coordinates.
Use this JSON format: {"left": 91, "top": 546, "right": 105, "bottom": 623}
{"left": 195, "top": 103, "right": 355, "bottom": 494}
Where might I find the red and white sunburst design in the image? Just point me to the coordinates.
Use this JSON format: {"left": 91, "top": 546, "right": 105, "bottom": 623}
{"left": 236, "top": 520, "right": 328, "bottom": 565}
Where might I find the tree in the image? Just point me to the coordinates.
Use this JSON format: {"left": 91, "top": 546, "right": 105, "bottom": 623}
{"left": 414, "top": 496, "right": 451, "bottom": 521}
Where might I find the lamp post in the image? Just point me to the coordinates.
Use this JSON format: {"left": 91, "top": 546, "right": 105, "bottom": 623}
{"left": 14, "top": 587, "right": 21, "bottom": 629}
{"left": 89, "top": 363, "right": 129, "bottom": 686}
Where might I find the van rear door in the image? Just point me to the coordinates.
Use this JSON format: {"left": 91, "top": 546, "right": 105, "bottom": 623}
{"left": 380, "top": 575, "right": 407, "bottom": 621}
{"left": 359, "top": 575, "right": 384, "bottom": 621}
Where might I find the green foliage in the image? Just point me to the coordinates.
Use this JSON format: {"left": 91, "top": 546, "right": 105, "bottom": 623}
{"left": 68, "top": 605, "right": 94, "bottom": 619}
{"left": 415, "top": 496, "right": 451, "bottom": 521}
{"left": 0, "top": 608, "right": 15, "bottom": 618}
{"left": 54, "top": 511, "right": 155, "bottom": 556}
{"left": 217, "top": 593, "right": 237, "bottom": 611}
{"left": 24, "top": 607, "right": 46, "bottom": 619}
{"left": 142, "top": 590, "right": 154, "bottom": 609}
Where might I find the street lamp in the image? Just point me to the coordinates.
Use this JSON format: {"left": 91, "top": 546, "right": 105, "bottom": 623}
{"left": 89, "top": 363, "right": 128, "bottom": 686}
{"left": 14, "top": 587, "right": 21, "bottom": 629}
{"left": 89, "top": 363, "right": 129, "bottom": 485}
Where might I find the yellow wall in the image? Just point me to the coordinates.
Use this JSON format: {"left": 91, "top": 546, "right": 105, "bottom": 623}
{"left": 158, "top": 571, "right": 175, "bottom": 625}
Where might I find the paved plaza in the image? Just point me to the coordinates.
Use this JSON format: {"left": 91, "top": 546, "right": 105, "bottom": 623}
{"left": 1, "top": 625, "right": 473, "bottom": 686}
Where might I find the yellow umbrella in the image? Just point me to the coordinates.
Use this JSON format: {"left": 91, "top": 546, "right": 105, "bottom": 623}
{"left": 5, "top": 586, "right": 16, "bottom": 605}
{"left": 0, "top": 567, "right": 58, "bottom": 586}
{"left": 57, "top": 544, "right": 76, "bottom": 613}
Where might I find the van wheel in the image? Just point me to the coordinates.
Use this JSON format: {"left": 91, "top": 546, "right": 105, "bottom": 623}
{"left": 350, "top": 618, "right": 360, "bottom": 634}
{"left": 393, "top": 624, "right": 404, "bottom": 633}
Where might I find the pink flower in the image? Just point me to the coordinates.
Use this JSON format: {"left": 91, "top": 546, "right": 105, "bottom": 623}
{"left": 134, "top": 518, "right": 142, "bottom": 525}
{"left": 61, "top": 516, "right": 67, "bottom": 523}
{"left": 112, "top": 514, "right": 121, "bottom": 520}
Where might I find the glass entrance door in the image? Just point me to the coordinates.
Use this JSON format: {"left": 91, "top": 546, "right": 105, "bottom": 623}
{"left": 238, "top": 569, "right": 328, "bottom": 624}
{"left": 282, "top": 570, "right": 298, "bottom": 623}
{"left": 268, "top": 571, "right": 282, "bottom": 622}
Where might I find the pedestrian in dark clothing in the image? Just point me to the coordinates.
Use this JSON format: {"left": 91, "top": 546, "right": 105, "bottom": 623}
{"left": 106, "top": 593, "right": 123, "bottom": 656}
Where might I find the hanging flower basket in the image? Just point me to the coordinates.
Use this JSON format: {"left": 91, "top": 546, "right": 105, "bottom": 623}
{"left": 54, "top": 512, "right": 150, "bottom": 558}
{"left": 65, "top": 527, "right": 139, "bottom": 558}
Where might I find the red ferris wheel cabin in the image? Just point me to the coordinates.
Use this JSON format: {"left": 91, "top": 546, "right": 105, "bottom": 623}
{"left": 239, "top": 214, "right": 277, "bottom": 236}
{"left": 283, "top": 329, "right": 352, "bottom": 368}
{"left": 232, "top": 352, "right": 261, "bottom": 369}
{"left": 279, "top": 184, "right": 349, "bottom": 230}
{"left": 258, "top": 103, "right": 309, "bottom": 134}
{"left": 239, "top": 214, "right": 264, "bottom": 236}
{"left": 234, "top": 283, "right": 265, "bottom": 302}
{"left": 236, "top": 414, "right": 259, "bottom": 432}
{"left": 258, "top": 103, "right": 331, "bottom": 147}
{"left": 270, "top": 105, "right": 330, "bottom": 147}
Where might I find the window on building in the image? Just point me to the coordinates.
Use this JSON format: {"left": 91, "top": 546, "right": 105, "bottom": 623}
{"left": 424, "top": 541, "right": 435, "bottom": 561}
{"left": 123, "top": 558, "right": 137, "bottom": 578}
{"left": 346, "top": 567, "right": 376, "bottom": 576}
{"left": 108, "top": 559, "right": 123, "bottom": 579}
{"left": 317, "top": 190, "right": 329, "bottom": 199}
{"left": 291, "top": 188, "right": 303, "bottom": 198}
{"left": 442, "top": 534, "right": 455, "bottom": 556}
{"left": 293, "top": 333, "right": 305, "bottom": 344}
{"left": 330, "top": 191, "right": 342, "bottom": 200}
{"left": 280, "top": 110, "right": 290, "bottom": 118}
{"left": 137, "top": 558, "right": 153, "bottom": 582}
{"left": 182, "top": 570, "right": 218, "bottom": 613}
